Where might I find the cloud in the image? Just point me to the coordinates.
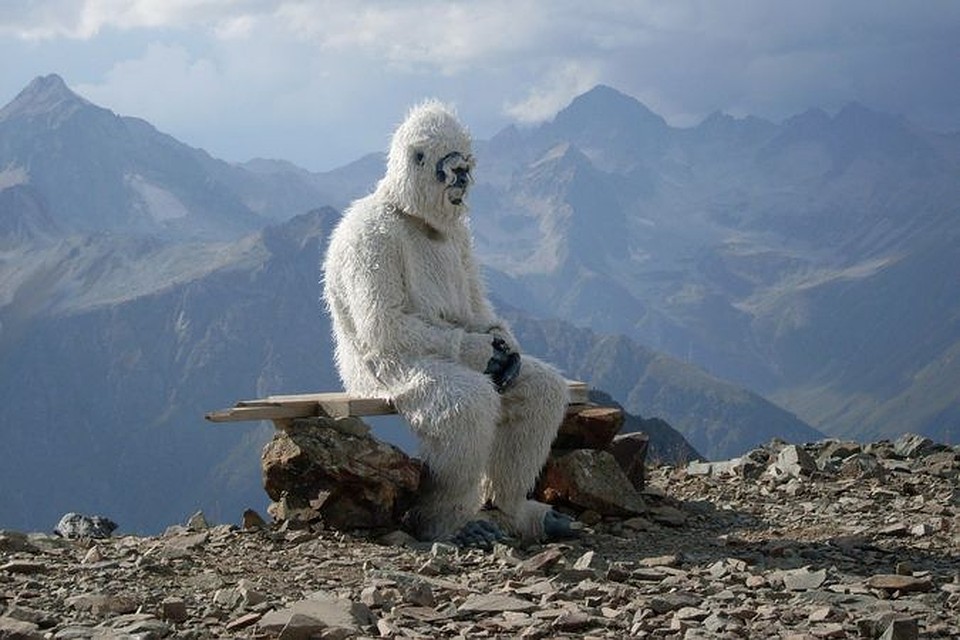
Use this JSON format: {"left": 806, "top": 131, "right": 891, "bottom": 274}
{"left": 0, "top": 0, "right": 265, "bottom": 40}
{"left": 504, "top": 61, "right": 602, "bottom": 123}
{"left": 3, "top": 0, "right": 960, "bottom": 170}
{"left": 75, "top": 42, "right": 225, "bottom": 122}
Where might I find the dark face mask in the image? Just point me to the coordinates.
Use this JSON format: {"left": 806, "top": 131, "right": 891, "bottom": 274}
{"left": 435, "top": 151, "right": 472, "bottom": 193}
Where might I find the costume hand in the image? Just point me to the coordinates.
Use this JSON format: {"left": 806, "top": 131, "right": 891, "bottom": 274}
{"left": 488, "top": 329, "right": 520, "bottom": 356}
{"left": 484, "top": 336, "right": 521, "bottom": 392}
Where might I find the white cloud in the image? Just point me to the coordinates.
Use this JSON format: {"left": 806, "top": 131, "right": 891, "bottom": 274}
{"left": 0, "top": 0, "right": 265, "bottom": 39}
{"left": 3, "top": 0, "right": 960, "bottom": 169}
{"left": 75, "top": 42, "right": 225, "bottom": 122}
{"left": 504, "top": 61, "right": 602, "bottom": 123}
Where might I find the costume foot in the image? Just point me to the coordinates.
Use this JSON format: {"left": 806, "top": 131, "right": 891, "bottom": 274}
{"left": 543, "top": 510, "right": 582, "bottom": 540}
{"left": 450, "top": 519, "right": 506, "bottom": 550}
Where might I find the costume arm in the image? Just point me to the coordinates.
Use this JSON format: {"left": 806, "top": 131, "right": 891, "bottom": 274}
{"left": 333, "top": 239, "right": 493, "bottom": 371}
{"left": 460, "top": 240, "right": 520, "bottom": 350}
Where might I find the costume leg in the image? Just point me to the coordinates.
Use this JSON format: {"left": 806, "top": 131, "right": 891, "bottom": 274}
{"left": 391, "top": 358, "right": 501, "bottom": 541}
{"left": 482, "top": 356, "right": 568, "bottom": 540}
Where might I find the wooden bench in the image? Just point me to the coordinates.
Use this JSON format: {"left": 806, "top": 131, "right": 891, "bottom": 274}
{"left": 206, "top": 380, "right": 591, "bottom": 429}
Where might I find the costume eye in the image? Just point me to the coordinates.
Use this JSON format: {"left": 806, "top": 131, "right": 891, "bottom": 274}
{"left": 414, "top": 151, "right": 425, "bottom": 166}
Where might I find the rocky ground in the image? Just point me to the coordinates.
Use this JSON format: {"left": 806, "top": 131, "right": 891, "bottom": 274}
{"left": 1, "top": 435, "right": 958, "bottom": 639}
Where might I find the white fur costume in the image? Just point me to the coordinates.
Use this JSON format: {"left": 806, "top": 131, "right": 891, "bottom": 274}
{"left": 322, "top": 101, "right": 568, "bottom": 542}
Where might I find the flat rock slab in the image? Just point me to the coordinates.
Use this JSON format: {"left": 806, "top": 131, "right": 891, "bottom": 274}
{"left": 864, "top": 574, "right": 933, "bottom": 593}
{"left": 457, "top": 593, "right": 537, "bottom": 613}
{"left": 781, "top": 567, "right": 828, "bottom": 591}
{"left": 258, "top": 595, "right": 376, "bottom": 635}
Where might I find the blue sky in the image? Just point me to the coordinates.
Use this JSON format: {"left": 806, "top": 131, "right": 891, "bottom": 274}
{"left": 2, "top": 1, "right": 959, "bottom": 171}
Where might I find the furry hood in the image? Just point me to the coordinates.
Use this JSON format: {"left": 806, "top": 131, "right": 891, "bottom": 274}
{"left": 376, "top": 100, "right": 474, "bottom": 235}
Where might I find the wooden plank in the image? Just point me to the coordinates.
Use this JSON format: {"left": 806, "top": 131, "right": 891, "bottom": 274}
{"left": 567, "top": 380, "right": 589, "bottom": 404}
{"left": 238, "top": 392, "right": 396, "bottom": 418}
{"left": 205, "top": 404, "right": 316, "bottom": 423}
{"left": 207, "top": 380, "right": 590, "bottom": 424}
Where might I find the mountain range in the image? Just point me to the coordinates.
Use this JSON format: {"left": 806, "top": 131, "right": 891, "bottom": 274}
{"left": 466, "top": 87, "right": 960, "bottom": 446}
{"left": 2, "top": 73, "right": 954, "bottom": 532}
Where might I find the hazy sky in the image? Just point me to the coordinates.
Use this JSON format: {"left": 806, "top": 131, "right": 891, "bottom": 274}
{"left": 2, "top": 1, "right": 959, "bottom": 171}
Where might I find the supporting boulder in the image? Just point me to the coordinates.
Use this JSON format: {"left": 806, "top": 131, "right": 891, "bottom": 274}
{"left": 261, "top": 416, "right": 423, "bottom": 531}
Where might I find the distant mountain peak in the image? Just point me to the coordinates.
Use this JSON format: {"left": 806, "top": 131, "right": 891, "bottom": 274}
{"left": 0, "top": 73, "right": 92, "bottom": 123}
{"left": 834, "top": 101, "right": 907, "bottom": 130}
{"left": 555, "top": 85, "right": 667, "bottom": 131}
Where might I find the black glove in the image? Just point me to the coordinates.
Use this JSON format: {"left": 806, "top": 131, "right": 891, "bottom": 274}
{"left": 483, "top": 336, "right": 521, "bottom": 393}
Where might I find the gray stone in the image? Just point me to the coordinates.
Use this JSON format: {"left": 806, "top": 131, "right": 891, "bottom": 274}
{"left": 879, "top": 618, "right": 919, "bottom": 640}
{"left": 402, "top": 582, "right": 435, "bottom": 607}
{"left": 65, "top": 593, "right": 139, "bottom": 615}
{"left": 54, "top": 513, "right": 117, "bottom": 539}
{"left": 0, "top": 616, "right": 43, "bottom": 640}
{"left": 2, "top": 605, "right": 56, "bottom": 630}
{"left": 572, "top": 550, "right": 607, "bottom": 574}
{"left": 0, "top": 531, "right": 37, "bottom": 553}
{"left": 686, "top": 460, "right": 715, "bottom": 476}
{"left": 538, "top": 448, "right": 646, "bottom": 516}
{"left": 839, "top": 453, "right": 886, "bottom": 479}
{"left": 648, "top": 592, "right": 702, "bottom": 615}
{"left": 0, "top": 561, "right": 46, "bottom": 575}
{"left": 609, "top": 431, "right": 649, "bottom": 490}
{"left": 106, "top": 613, "right": 170, "bottom": 637}
{"left": 258, "top": 595, "right": 375, "bottom": 635}
{"left": 647, "top": 504, "right": 686, "bottom": 526}
{"left": 225, "top": 612, "right": 262, "bottom": 632}
{"left": 781, "top": 566, "right": 827, "bottom": 591}
{"left": 278, "top": 613, "right": 332, "bottom": 640}
{"left": 893, "top": 433, "right": 939, "bottom": 459}
{"left": 237, "top": 578, "right": 269, "bottom": 607}
{"left": 771, "top": 445, "right": 817, "bottom": 478}
{"left": 457, "top": 593, "right": 536, "bottom": 613}
{"left": 186, "top": 510, "right": 209, "bottom": 531}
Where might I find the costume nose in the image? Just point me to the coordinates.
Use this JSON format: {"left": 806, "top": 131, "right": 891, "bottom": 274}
{"left": 451, "top": 167, "right": 470, "bottom": 188}
{"left": 435, "top": 151, "right": 472, "bottom": 186}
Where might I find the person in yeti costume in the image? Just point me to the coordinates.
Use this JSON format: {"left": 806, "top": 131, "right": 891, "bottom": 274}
{"left": 322, "top": 100, "right": 572, "bottom": 544}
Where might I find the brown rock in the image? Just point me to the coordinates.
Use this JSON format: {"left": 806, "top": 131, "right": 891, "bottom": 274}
{"left": 0, "top": 616, "right": 43, "bottom": 640}
{"left": 258, "top": 594, "right": 376, "bottom": 635}
{"left": 0, "top": 532, "right": 36, "bottom": 553}
{"left": 0, "top": 561, "right": 46, "bottom": 575}
{"left": 242, "top": 509, "right": 267, "bottom": 530}
{"left": 552, "top": 406, "right": 623, "bottom": 450}
{"left": 648, "top": 505, "right": 686, "bottom": 527}
{"left": 879, "top": 618, "right": 919, "bottom": 640}
{"left": 864, "top": 574, "right": 933, "bottom": 593}
{"left": 225, "top": 612, "right": 262, "bottom": 631}
{"left": 457, "top": 593, "right": 536, "bottom": 613}
{"left": 261, "top": 416, "right": 423, "bottom": 531}
{"left": 65, "top": 593, "right": 140, "bottom": 615}
{"left": 609, "top": 432, "right": 649, "bottom": 491}
{"left": 537, "top": 449, "right": 646, "bottom": 516}
{"left": 160, "top": 597, "right": 189, "bottom": 623}
{"left": 520, "top": 547, "right": 565, "bottom": 575}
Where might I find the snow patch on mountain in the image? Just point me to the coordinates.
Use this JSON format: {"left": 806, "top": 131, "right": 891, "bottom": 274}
{"left": 125, "top": 173, "right": 190, "bottom": 222}
{"left": 0, "top": 164, "right": 28, "bottom": 190}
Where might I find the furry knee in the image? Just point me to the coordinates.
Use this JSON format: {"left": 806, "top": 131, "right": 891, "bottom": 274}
{"left": 505, "top": 357, "right": 568, "bottom": 421}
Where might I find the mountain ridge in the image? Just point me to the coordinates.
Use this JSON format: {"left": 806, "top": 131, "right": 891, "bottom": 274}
{"left": 1, "top": 74, "right": 955, "bottom": 532}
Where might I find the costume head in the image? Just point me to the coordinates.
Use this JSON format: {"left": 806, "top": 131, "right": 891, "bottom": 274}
{"left": 378, "top": 100, "right": 474, "bottom": 233}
